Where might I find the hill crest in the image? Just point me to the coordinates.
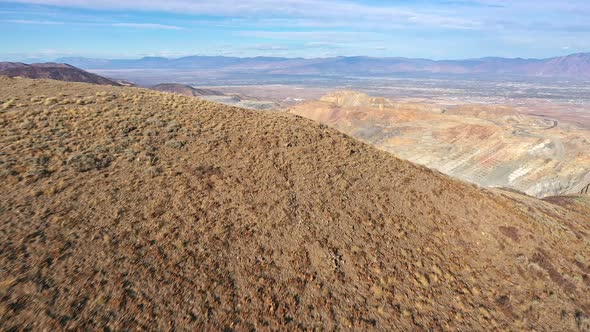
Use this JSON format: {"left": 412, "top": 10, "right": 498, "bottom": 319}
{"left": 0, "top": 77, "right": 589, "bottom": 330}
{"left": 0, "top": 62, "right": 120, "bottom": 86}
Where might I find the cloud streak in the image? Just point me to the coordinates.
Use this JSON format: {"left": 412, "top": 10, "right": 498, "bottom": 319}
{"left": 2, "top": 19, "right": 63, "bottom": 24}
{"left": 0, "top": 0, "right": 486, "bottom": 29}
{"left": 111, "top": 23, "right": 184, "bottom": 30}
{"left": 3, "top": 0, "right": 589, "bottom": 32}
{"left": 1, "top": 0, "right": 589, "bottom": 59}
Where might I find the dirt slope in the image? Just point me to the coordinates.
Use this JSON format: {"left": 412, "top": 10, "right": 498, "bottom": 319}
{"left": 1, "top": 77, "right": 589, "bottom": 331}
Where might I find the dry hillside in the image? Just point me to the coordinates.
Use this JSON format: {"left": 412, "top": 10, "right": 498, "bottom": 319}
{"left": 1, "top": 77, "right": 589, "bottom": 331}
{"left": 0, "top": 62, "right": 120, "bottom": 86}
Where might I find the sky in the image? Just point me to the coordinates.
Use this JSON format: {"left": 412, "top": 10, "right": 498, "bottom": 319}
{"left": 0, "top": 0, "right": 589, "bottom": 61}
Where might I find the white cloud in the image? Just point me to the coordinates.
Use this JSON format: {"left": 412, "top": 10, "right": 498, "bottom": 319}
{"left": 2, "top": 0, "right": 483, "bottom": 30}
{"left": 111, "top": 22, "right": 184, "bottom": 30}
{"left": 1, "top": 18, "right": 184, "bottom": 30}
{"left": 246, "top": 44, "right": 290, "bottom": 51}
{"left": 3, "top": 0, "right": 590, "bottom": 59}
{"left": 3, "top": 0, "right": 590, "bottom": 33}
{"left": 239, "top": 31, "right": 385, "bottom": 43}
{"left": 2, "top": 19, "right": 63, "bottom": 24}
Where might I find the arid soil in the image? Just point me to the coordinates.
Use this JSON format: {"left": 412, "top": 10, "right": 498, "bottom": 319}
{"left": 1, "top": 77, "right": 589, "bottom": 330}
{"left": 289, "top": 91, "right": 590, "bottom": 198}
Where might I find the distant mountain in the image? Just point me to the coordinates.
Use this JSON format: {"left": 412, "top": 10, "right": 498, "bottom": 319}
{"left": 529, "top": 52, "right": 590, "bottom": 77}
{"left": 57, "top": 53, "right": 590, "bottom": 79}
{"left": 151, "top": 83, "right": 224, "bottom": 97}
{"left": 0, "top": 62, "right": 120, "bottom": 86}
{"left": 0, "top": 62, "right": 29, "bottom": 70}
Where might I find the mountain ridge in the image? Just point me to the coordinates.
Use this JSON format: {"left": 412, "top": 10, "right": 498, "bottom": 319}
{"left": 56, "top": 52, "right": 590, "bottom": 79}
{"left": 0, "top": 62, "right": 120, "bottom": 86}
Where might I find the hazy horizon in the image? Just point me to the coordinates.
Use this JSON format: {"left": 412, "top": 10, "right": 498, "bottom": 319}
{"left": 5, "top": 51, "right": 590, "bottom": 63}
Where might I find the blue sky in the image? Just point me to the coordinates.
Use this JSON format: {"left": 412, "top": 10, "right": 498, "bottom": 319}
{"left": 0, "top": 0, "right": 589, "bottom": 61}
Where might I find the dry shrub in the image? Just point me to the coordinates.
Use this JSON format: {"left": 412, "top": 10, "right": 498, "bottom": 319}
{"left": 30, "top": 96, "right": 45, "bottom": 103}
{"left": 43, "top": 97, "right": 58, "bottom": 106}
{"left": 1, "top": 99, "right": 15, "bottom": 110}
{"left": 66, "top": 153, "right": 111, "bottom": 172}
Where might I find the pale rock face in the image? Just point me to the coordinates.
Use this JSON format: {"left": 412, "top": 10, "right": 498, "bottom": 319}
{"left": 508, "top": 166, "right": 532, "bottom": 184}
{"left": 320, "top": 90, "right": 393, "bottom": 108}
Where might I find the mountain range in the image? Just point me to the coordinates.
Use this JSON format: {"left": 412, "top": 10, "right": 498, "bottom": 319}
{"left": 57, "top": 53, "right": 590, "bottom": 79}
